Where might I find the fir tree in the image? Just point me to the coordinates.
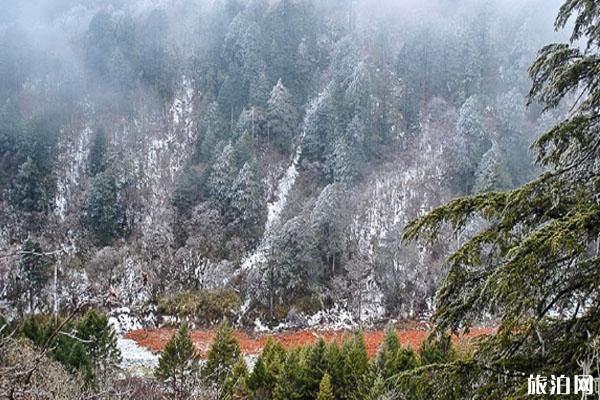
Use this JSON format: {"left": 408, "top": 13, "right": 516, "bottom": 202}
{"left": 228, "top": 160, "right": 267, "bottom": 244}
{"left": 11, "top": 157, "right": 48, "bottom": 212}
{"left": 155, "top": 323, "right": 200, "bottom": 399}
{"left": 222, "top": 358, "right": 249, "bottom": 400}
{"left": 303, "top": 337, "right": 328, "bottom": 398}
{"left": 80, "top": 170, "right": 123, "bottom": 246}
{"left": 88, "top": 128, "right": 107, "bottom": 176}
{"left": 249, "top": 338, "right": 285, "bottom": 400}
{"left": 324, "top": 340, "right": 344, "bottom": 398}
{"left": 202, "top": 319, "right": 242, "bottom": 389}
{"left": 374, "top": 324, "right": 418, "bottom": 382}
{"left": 208, "top": 143, "right": 236, "bottom": 210}
{"left": 273, "top": 349, "right": 304, "bottom": 400}
{"left": 404, "top": 2, "right": 600, "bottom": 397}
{"left": 317, "top": 373, "right": 335, "bottom": 400}
{"left": 418, "top": 333, "right": 455, "bottom": 366}
{"left": 75, "top": 309, "right": 121, "bottom": 374}
{"left": 266, "top": 79, "right": 296, "bottom": 151}
{"left": 341, "top": 333, "right": 369, "bottom": 400}
{"left": 472, "top": 143, "right": 513, "bottom": 193}
{"left": 18, "top": 239, "right": 51, "bottom": 313}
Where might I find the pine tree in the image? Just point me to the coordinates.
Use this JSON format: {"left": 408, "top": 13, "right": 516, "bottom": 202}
{"left": 75, "top": 309, "right": 121, "bottom": 374}
{"left": 11, "top": 157, "right": 48, "bottom": 212}
{"left": 341, "top": 333, "right": 370, "bottom": 400}
{"left": 228, "top": 160, "right": 267, "bottom": 244}
{"left": 222, "top": 358, "right": 249, "bottom": 400}
{"left": 273, "top": 349, "right": 304, "bottom": 400}
{"left": 80, "top": 170, "right": 123, "bottom": 246}
{"left": 451, "top": 95, "right": 491, "bottom": 194}
{"left": 155, "top": 323, "right": 200, "bottom": 399}
{"left": 18, "top": 239, "right": 51, "bottom": 313}
{"left": 404, "top": 3, "right": 600, "bottom": 397}
{"left": 172, "top": 165, "right": 203, "bottom": 216}
{"left": 418, "top": 333, "right": 455, "bottom": 366}
{"left": 303, "top": 337, "right": 328, "bottom": 398}
{"left": 472, "top": 143, "right": 513, "bottom": 193}
{"left": 208, "top": 143, "right": 236, "bottom": 211}
{"left": 202, "top": 319, "right": 242, "bottom": 389}
{"left": 317, "top": 373, "right": 335, "bottom": 400}
{"left": 324, "top": 340, "right": 344, "bottom": 398}
{"left": 88, "top": 128, "right": 107, "bottom": 176}
{"left": 197, "top": 101, "right": 226, "bottom": 162}
{"left": 266, "top": 79, "right": 296, "bottom": 151}
{"left": 249, "top": 338, "right": 285, "bottom": 400}
{"left": 374, "top": 324, "right": 417, "bottom": 383}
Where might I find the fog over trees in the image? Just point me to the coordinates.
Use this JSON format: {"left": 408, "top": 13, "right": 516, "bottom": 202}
{"left": 2, "top": 0, "right": 598, "bottom": 398}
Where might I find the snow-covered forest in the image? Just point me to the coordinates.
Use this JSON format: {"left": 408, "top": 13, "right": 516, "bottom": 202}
{"left": 2, "top": 0, "right": 598, "bottom": 398}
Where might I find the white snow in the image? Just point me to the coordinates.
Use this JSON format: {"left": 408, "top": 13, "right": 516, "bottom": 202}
{"left": 240, "top": 131, "right": 306, "bottom": 273}
{"left": 108, "top": 307, "right": 142, "bottom": 334}
{"left": 117, "top": 337, "right": 159, "bottom": 372}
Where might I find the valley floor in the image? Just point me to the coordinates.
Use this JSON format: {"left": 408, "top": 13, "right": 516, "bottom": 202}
{"left": 125, "top": 323, "right": 495, "bottom": 358}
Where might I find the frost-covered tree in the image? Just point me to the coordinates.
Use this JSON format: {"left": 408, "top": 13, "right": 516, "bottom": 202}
{"left": 208, "top": 143, "right": 236, "bottom": 210}
{"left": 18, "top": 239, "right": 51, "bottom": 313}
{"left": 88, "top": 128, "right": 107, "bottom": 177}
{"left": 11, "top": 157, "right": 48, "bottom": 212}
{"left": 228, "top": 160, "right": 267, "bottom": 244}
{"left": 404, "top": 2, "right": 600, "bottom": 397}
{"left": 473, "top": 143, "right": 513, "bottom": 193}
{"left": 80, "top": 171, "right": 123, "bottom": 246}
{"left": 267, "top": 79, "right": 296, "bottom": 151}
{"left": 451, "top": 95, "right": 490, "bottom": 193}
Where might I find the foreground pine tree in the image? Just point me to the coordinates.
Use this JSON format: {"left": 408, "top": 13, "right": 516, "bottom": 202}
{"left": 403, "top": 0, "right": 600, "bottom": 397}
{"left": 202, "top": 319, "right": 242, "bottom": 390}
{"left": 316, "top": 373, "right": 335, "bottom": 400}
{"left": 155, "top": 323, "right": 199, "bottom": 399}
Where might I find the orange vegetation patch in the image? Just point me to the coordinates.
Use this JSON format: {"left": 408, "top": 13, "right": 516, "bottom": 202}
{"left": 125, "top": 324, "right": 495, "bottom": 359}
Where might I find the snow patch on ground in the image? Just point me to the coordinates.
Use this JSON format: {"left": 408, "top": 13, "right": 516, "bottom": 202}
{"left": 109, "top": 307, "right": 142, "bottom": 334}
{"left": 118, "top": 337, "right": 159, "bottom": 373}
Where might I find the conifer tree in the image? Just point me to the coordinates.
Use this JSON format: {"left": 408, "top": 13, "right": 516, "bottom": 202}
{"left": 341, "top": 333, "right": 369, "bottom": 400}
{"left": 303, "top": 337, "right": 328, "bottom": 398}
{"left": 75, "top": 309, "right": 121, "bottom": 375}
{"left": 273, "top": 349, "right": 303, "bottom": 400}
{"left": 155, "top": 323, "right": 200, "bottom": 400}
{"left": 249, "top": 338, "right": 285, "bottom": 400}
{"left": 317, "top": 373, "right": 335, "bottom": 400}
{"left": 472, "top": 143, "right": 513, "bottom": 193}
{"left": 404, "top": 2, "right": 600, "bottom": 396}
{"left": 80, "top": 170, "right": 123, "bottom": 246}
{"left": 88, "top": 128, "right": 107, "bottom": 176}
{"left": 18, "top": 239, "right": 51, "bottom": 313}
{"left": 324, "top": 340, "right": 344, "bottom": 398}
{"left": 228, "top": 159, "right": 267, "bottom": 245}
{"left": 222, "top": 358, "right": 249, "bottom": 400}
{"left": 11, "top": 157, "right": 48, "bottom": 212}
{"left": 208, "top": 143, "right": 236, "bottom": 211}
{"left": 266, "top": 79, "right": 296, "bottom": 151}
{"left": 202, "top": 319, "right": 242, "bottom": 389}
{"left": 374, "top": 324, "right": 418, "bottom": 382}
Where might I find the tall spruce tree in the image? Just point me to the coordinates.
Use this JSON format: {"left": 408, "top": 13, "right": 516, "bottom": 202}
{"left": 88, "top": 128, "right": 107, "bottom": 176}
{"left": 266, "top": 79, "right": 296, "bottom": 151}
{"left": 155, "top": 323, "right": 200, "bottom": 400}
{"left": 403, "top": 1, "right": 600, "bottom": 397}
{"left": 202, "top": 320, "right": 243, "bottom": 390}
{"left": 80, "top": 170, "right": 123, "bottom": 246}
{"left": 317, "top": 373, "right": 335, "bottom": 400}
{"left": 17, "top": 239, "right": 51, "bottom": 313}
